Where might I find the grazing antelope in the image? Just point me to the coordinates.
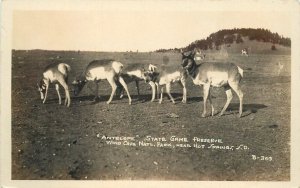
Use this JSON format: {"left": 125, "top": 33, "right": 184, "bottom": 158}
{"left": 37, "top": 63, "right": 71, "bottom": 107}
{"left": 72, "top": 59, "right": 132, "bottom": 104}
{"left": 143, "top": 65, "right": 188, "bottom": 104}
{"left": 241, "top": 48, "right": 248, "bottom": 56}
{"left": 181, "top": 50, "right": 244, "bottom": 117}
{"left": 116, "top": 63, "right": 157, "bottom": 101}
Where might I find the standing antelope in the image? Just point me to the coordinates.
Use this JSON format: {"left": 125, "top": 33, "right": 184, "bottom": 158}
{"left": 37, "top": 63, "right": 71, "bottom": 107}
{"left": 181, "top": 51, "right": 244, "bottom": 117}
{"left": 143, "top": 65, "right": 187, "bottom": 104}
{"left": 72, "top": 59, "right": 132, "bottom": 105}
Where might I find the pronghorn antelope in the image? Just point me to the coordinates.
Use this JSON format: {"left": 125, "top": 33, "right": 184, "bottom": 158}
{"left": 37, "top": 63, "right": 71, "bottom": 107}
{"left": 72, "top": 59, "right": 132, "bottom": 104}
{"left": 116, "top": 63, "right": 158, "bottom": 101}
{"left": 181, "top": 50, "right": 244, "bottom": 117}
{"left": 241, "top": 48, "right": 248, "bottom": 56}
{"left": 143, "top": 65, "right": 188, "bottom": 104}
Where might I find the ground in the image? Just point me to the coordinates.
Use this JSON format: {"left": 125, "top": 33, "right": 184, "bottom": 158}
{"left": 11, "top": 50, "right": 290, "bottom": 180}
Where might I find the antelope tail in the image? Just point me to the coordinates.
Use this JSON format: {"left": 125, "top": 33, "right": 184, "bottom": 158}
{"left": 63, "top": 63, "right": 71, "bottom": 72}
{"left": 112, "top": 61, "right": 123, "bottom": 74}
{"left": 58, "top": 63, "right": 71, "bottom": 75}
{"left": 237, "top": 66, "right": 243, "bottom": 77}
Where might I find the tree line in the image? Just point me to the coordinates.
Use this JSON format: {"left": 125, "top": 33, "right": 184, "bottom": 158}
{"left": 155, "top": 28, "right": 291, "bottom": 52}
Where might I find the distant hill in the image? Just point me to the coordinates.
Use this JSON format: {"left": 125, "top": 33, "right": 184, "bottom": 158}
{"left": 155, "top": 28, "right": 291, "bottom": 54}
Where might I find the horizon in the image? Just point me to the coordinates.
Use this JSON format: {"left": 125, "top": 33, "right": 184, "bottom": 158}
{"left": 13, "top": 10, "right": 292, "bottom": 52}
{"left": 12, "top": 27, "right": 292, "bottom": 53}
{"left": 12, "top": 27, "right": 292, "bottom": 52}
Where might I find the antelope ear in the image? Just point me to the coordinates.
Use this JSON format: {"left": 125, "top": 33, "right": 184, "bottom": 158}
{"left": 180, "top": 49, "right": 184, "bottom": 55}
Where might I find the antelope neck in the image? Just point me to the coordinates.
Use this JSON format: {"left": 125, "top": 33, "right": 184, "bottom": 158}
{"left": 186, "top": 59, "right": 197, "bottom": 79}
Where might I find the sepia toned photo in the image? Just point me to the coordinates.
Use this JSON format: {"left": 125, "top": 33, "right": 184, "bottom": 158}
{"left": 1, "top": 0, "right": 300, "bottom": 187}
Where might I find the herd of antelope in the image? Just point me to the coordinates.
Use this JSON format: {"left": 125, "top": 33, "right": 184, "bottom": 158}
{"left": 37, "top": 49, "right": 244, "bottom": 117}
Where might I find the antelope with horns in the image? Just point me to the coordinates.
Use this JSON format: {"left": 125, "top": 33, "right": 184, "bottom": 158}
{"left": 143, "top": 65, "right": 188, "bottom": 104}
{"left": 181, "top": 50, "right": 244, "bottom": 117}
{"left": 72, "top": 59, "right": 132, "bottom": 105}
{"left": 37, "top": 63, "right": 71, "bottom": 107}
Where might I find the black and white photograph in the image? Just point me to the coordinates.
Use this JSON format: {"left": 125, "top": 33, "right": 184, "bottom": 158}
{"left": 1, "top": 0, "right": 300, "bottom": 187}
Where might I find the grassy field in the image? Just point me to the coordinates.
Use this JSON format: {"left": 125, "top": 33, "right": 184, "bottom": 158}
{"left": 11, "top": 49, "right": 290, "bottom": 180}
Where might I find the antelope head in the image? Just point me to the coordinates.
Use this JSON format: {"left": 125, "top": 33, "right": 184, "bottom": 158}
{"left": 143, "top": 71, "right": 159, "bottom": 83}
{"left": 72, "top": 78, "right": 87, "bottom": 96}
{"left": 37, "top": 79, "right": 46, "bottom": 100}
{"left": 181, "top": 50, "right": 196, "bottom": 70}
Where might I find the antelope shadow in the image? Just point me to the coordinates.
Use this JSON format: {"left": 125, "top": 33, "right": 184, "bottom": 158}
{"left": 71, "top": 93, "right": 155, "bottom": 105}
{"left": 226, "top": 103, "right": 268, "bottom": 117}
{"left": 186, "top": 96, "right": 204, "bottom": 103}
{"left": 71, "top": 92, "right": 203, "bottom": 105}
{"left": 46, "top": 95, "right": 268, "bottom": 117}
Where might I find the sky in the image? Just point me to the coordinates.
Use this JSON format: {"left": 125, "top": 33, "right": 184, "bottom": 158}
{"left": 13, "top": 10, "right": 292, "bottom": 52}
